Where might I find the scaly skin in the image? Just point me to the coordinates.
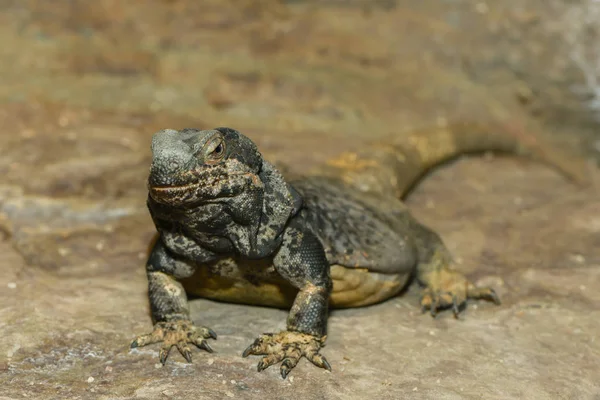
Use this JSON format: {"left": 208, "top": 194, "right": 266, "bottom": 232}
{"left": 131, "top": 124, "right": 587, "bottom": 378}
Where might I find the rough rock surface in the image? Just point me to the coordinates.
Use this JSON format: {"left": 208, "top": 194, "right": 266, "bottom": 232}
{"left": 1, "top": 1, "right": 599, "bottom": 399}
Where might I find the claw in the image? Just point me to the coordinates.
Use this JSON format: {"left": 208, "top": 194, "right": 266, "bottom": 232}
{"left": 452, "top": 294, "right": 460, "bottom": 318}
{"left": 257, "top": 360, "right": 267, "bottom": 372}
{"left": 242, "top": 336, "right": 267, "bottom": 357}
{"left": 280, "top": 356, "right": 302, "bottom": 379}
{"left": 195, "top": 339, "right": 214, "bottom": 353}
{"left": 468, "top": 286, "right": 502, "bottom": 305}
{"left": 182, "top": 349, "right": 193, "bottom": 363}
{"left": 488, "top": 289, "right": 501, "bottom": 305}
{"left": 159, "top": 346, "right": 172, "bottom": 365}
{"left": 176, "top": 343, "right": 193, "bottom": 363}
{"left": 242, "top": 344, "right": 255, "bottom": 358}
{"left": 206, "top": 328, "right": 218, "bottom": 340}
{"left": 307, "top": 352, "right": 331, "bottom": 371}
{"left": 430, "top": 296, "right": 438, "bottom": 317}
{"left": 420, "top": 294, "right": 431, "bottom": 312}
{"left": 131, "top": 332, "right": 160, "bottom": 349}
{"left": 321, "top": 357, "right": 332, "bottom": 372}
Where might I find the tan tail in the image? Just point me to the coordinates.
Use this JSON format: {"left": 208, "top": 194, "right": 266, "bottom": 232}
{"left": 315, "top": 122, "right": 590, "bottom": 198}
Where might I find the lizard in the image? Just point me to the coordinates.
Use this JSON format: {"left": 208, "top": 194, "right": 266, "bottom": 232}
{"left": 130, "top": 123, "right": 588, "bottom": 379}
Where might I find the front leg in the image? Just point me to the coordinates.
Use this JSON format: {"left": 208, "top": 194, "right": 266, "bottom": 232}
{"left": 242, "top": 218, "right": 333, "bottom": 378}
{"left": 131, "top": 239, "right": 217, "bottom": 364}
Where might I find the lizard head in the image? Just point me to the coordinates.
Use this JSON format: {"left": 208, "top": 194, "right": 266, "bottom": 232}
{"left": 148, "top": 127, "right": 263, "bottom": 206}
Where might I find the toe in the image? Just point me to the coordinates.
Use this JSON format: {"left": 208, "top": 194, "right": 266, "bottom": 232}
{"left": 193, "top": 338, "right": 214, "bottom": 353}
{"left": 257, "top": 353, "right": 285, "bottom": 372}
{"left": 242, "top": 335, "right": 272, "bottom": 357}
{"left": 130, "top": 334, "right": 149, "bottom": 349}
{"left": 451, "top": 294, "right": 460, "bottom": 318}
{"left": 420, "top": 292, "right": 433, "bottom": 313}
{"left": 159, "top": 345, "right": 173, "bottom": 365}
{"left": 488, "top": 289, "right": 501, "bottom": 305}
{"left": 198, "top": 326, "right": 218, "bottom": 340}
{"left": 280, "top": 357, "right": 300, "bottom": 379}
{"left": 467, "top": 286, "right": 501, "bottom": 305}
{"left": 131, "top": 331, "right": 163, "bottom": 348}
{"left": 306, "top": 352, "right": 331, "bottom": 371}
{"left": 176, "top": 342, "right": 193, "bottom": 363}
{"left": 242, "top": 340, "right": 264, "bottom": 358}
{"left": 430, "top": 295, "right": 440, "bottom": 317}
{"left": 264, "top": 352, "right": 286, "bottom": 366}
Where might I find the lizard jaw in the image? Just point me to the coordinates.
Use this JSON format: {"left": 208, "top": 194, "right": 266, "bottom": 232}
{"left": 149, "top": 182, "right": 201, "bottom": 193}
{"left": 148, "top": 182, "right": 202, "bottom": 205}
{"left": 148, "top": 171, "right": 261, "bottom": 206}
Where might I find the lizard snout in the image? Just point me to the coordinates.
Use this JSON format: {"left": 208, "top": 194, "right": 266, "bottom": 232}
{"left": 149, "top": 129, "right": 196, "bottom": 188}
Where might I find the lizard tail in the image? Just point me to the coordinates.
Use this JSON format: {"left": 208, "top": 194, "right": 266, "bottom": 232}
{"left": 315, "top": 122, "right": 590, "bottom": 198}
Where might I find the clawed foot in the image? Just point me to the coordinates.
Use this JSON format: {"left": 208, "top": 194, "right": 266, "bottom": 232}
{"left": 420, "top": 269, "right": 500, "bottom": 318}
{"left": 242, "top": 331, "right": 331, "bottom": 379}
{"left": 131, "top": 319, "right": 217, "bottom": 364}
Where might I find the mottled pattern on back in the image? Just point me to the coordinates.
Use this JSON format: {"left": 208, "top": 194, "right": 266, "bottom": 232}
{"left": 291, "top": 176, "right": 417, "bottom": 274}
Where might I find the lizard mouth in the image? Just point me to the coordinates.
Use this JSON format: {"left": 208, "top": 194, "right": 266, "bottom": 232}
{"left": 148, "top": 172, "right": 259, "bottom": 205}
{"left": 149, "top": 182, "right": 201, "bottom": 194}
{"left": 149, "top": 172, "right": 258, "bottom": 192}
{"left": 147, "top": 181, "right": 203, "bottom": 205}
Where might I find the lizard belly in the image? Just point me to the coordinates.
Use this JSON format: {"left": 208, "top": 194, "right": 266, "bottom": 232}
{"left": 329, "top": 265, "right": 409, "bottom": 308}
{"left": 181, "top": 263, "right": 410, "bottom": 309}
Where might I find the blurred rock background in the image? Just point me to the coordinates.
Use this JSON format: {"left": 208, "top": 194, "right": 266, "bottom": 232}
{"left": 0, "top": 1, "right": 599, "bottom": 399}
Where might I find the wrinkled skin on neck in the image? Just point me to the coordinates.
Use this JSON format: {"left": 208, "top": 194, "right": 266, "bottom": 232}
{"left": 147, "top": 127, "right": 302, "bottom": 259}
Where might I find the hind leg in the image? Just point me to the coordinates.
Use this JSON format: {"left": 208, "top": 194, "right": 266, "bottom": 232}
{"left": 408, "top": 219, "right": 500, "bottom": 317}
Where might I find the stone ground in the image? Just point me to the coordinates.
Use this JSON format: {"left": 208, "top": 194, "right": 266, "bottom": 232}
{"left": 0, "top": 1, "right": 599, "bottom": 399}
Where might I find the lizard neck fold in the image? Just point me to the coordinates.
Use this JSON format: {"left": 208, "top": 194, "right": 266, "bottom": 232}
{"left": 149, "top": 160, "right": 302, "bottom": 261}
{"left": 249, "top": 160, "right": 303, "bottom": 258}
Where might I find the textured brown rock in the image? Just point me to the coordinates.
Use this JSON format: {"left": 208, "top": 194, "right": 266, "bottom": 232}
{"left": 0, "top": 1, "right": 599, "bottom": 399}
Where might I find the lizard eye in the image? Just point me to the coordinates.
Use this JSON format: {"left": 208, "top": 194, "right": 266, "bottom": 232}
{"left": 213, "top": 142, "right": 224, "bottom": 156}
{"left": 204, "top": 137, "right": 226, "bottom": 163}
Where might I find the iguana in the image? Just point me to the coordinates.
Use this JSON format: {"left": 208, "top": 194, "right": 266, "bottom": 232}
{"left": 130, "top": 123, "right": 586, "bottom": 378}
